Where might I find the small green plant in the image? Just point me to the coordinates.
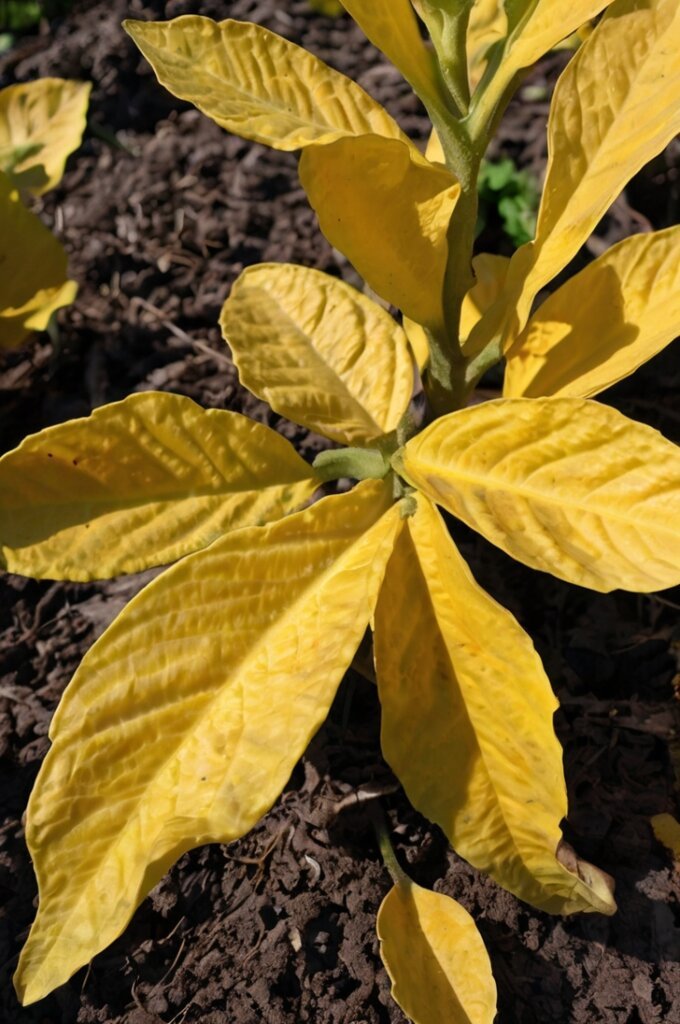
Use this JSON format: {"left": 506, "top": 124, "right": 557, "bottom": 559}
{"left": 477, "top": 156, "right": 539, "bottom": 246}
{"left": 0, "top": 1, "right": 72, "bottom": 33}
{"left": 3, "top": 1, "right": 680, "bottom": 1019}
{"left": 0, "top": 77, "right": 90, "bottom": 348}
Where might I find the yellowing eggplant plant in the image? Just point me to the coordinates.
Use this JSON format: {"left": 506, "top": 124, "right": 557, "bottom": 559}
{"left": 0, "top": 77, "right": 90, "bottom": 348}
{"left": 3, "top": 0, "right": 680, "bottom": 1018}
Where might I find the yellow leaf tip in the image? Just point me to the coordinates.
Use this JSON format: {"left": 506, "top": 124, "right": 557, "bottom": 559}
{"left": 556, "top": 840, "right": 617, "bottom": 915}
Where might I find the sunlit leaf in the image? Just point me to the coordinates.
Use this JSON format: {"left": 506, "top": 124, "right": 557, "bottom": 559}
{"left": 0, "top": 392, "right": 319, "bottom": 580}
{"left": 500, "top": 0, "right": 612, "bottom": 73}
{"left": 505, "top": 227, "right": 680, "bottom": 398}
{"left": 471, "top": 0, "right": 680, "bottom": 354}
{"left": 651, "top": 814, "right": 680, "bottom": 862}
{"left": 460, "top": 252, "right": 509, "bottom": 351}
{"left": 124, "top": 15, "right": 405, "bottom": 150}
{"left": 378, "top": 874, "right": 498, "bottom": 1024}
{"left": 0, "top": 171, "right": 76, "bottom": 349}
{"left": 14, "top": 481, "right": 403, "bottom": 1005}
{"left": 0, "top": 78, "right": 91, "bottom": 195}
{"left": 375, "top": 496, "right": 616, "bottom": 913}
{"left": 300, "top": 135, "right": 460, "bottom": 329}
{"left": 220, "top": 263, "right": 413, "bottom": 444}
{"left": 341, "top": 0, "right": 443, "bottom": 106}
{"left": 425, "top": 126, "right": 445, "bottom": 164}
{"left": 398, "top": 397, "right": 680, "bottom": 593}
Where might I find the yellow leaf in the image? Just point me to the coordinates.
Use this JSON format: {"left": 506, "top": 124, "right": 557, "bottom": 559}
{"left": 123, "top": 16, "right": 405, "bottom": 151}
{"left": 220, "top": 263, "right": 414, "bottom": 444}
{"left": 403, "top": 252, "right": 509, "bottom": 370}
{"left": 402, "top": 317, "right": 431, "bottom": 372}
{"left": 460, "top": 252, "right": 509, "bottom": 351}
{"left": 425, "top": 127, "right": 445, "bottom": 164}
{"left": 341, "top": 0, "right": 443, "bottom": 106}
{"left": 398, "top": 397, "right": 680, "bottom": 593}
{"left": 0, "top": 78, "right": 91, "bottom": 195}
{"left": 504, "top": 227, "right": 680, "bottom": 399}
{"left": 14, "top": 481, "right": 403, "bottom": 1005}
{"left": 375, "top": 496, "right": 616, "bottom": 914}
{"left": 526, "top": 0, "right": 680, "bottom": 298}
{"left": 378, "top": 876, "right": 497, "bottom": 1024}
{"left": 467, "top": 0, "right": 507, "bottom": 89}
{"left": 651, "top": 814, "right": 680, "bottom": 862}
{"left": 475, "top": 0, "right": 680, "bottom": 355}
{"left": 300, "top": 135, "right": 460, "bottom": 329}
{"left": 0, "top": 172, "right": 76, "bottom": 349}
{"left": 0, "top": 392, "right": 319, "bottom": 581}
{"left": 500, "top": 0, "right": 612, "bottom": 75}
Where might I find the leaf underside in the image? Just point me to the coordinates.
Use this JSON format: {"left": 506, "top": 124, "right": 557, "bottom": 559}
{"left": 504, "top": 226, "right": 680, "bottom": 398}
{"left": 300, "top": 135, "right": 459, "bottom": 329}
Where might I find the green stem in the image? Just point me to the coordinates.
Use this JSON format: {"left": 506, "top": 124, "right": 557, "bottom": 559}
{"left": 369, "top": 803, "right": 409, "bottom": 888}
{"left": 464, "top": 336, "right": 502, "bottom": 392}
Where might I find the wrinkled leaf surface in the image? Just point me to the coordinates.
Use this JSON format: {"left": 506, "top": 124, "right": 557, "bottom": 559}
{"left": 124, "top": 16, "right": 405, "bottom": 150}
{"left": 469, "top": 0, "right": 680, "bottom": 354}
{"left": 15, "top": 482, "right": 402, "bottom": 1005}
{"left": 399, "top": 397, "right": 680, "bottom": 592}
{"left": 0, "top": 78, "right": 90, "bottom": 195}
{"left": 375, "top": 496, "right": 616, "bottom": 914}
{"left": 0, "top": 391, "right": 319, "bottom": 580}
{"left": 220, "top": 263, "right": 413, "bottom": 444}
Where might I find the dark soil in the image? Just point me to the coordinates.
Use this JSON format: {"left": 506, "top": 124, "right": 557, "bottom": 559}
{"left": 1, "top": 2, "right": 679, "bottom": 1022}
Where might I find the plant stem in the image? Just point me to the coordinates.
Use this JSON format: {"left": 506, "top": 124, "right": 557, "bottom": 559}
{"left": 369, "top": 803, "right": 409, "bottom": 888}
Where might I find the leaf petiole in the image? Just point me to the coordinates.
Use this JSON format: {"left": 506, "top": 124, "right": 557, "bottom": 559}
{"left": 313, "top": 446, "right": 391, "bottom": 483}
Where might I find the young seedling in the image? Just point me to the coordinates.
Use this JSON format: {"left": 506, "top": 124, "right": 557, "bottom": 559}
{"left": 0, "top": 77, "right": 90, "bottom": 347}
{"left": 2, "top": 0, "right": 680, "bottom": 1018}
